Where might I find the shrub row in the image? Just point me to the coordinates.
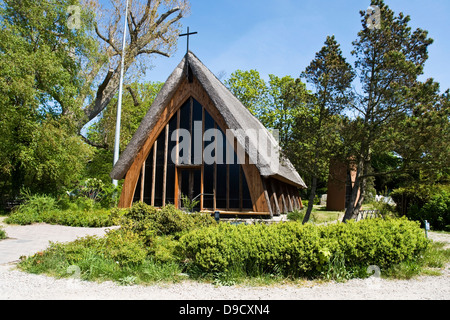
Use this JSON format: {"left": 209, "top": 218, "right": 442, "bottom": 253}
{"left": 5, "top": 194, "right": 115, "bottom": 227}
{"left": 20, "top": 202, "right": 217, "bottom": 280}
{"left": 180, "top": 218, "right": 429, "bottom": 278}
{"left": 391, "top": 185, "right": 450, "bottom": 231}
{"left": 116, "top": 202, "right": 216, "bottom": 245}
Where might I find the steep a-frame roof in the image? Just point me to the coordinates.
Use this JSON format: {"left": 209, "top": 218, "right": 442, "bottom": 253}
{"left": 110, "top": 51, "right": 306, "bottom": 188}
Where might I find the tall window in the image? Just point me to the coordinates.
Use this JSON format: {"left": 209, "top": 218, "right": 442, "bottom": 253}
{"left": 133, "top": 97, "right": 253, "bottom": 211}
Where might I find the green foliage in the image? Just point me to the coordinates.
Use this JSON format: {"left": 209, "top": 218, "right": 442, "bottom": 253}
{"left": 0, "top": 227, "right": 6, "bottom": 240}
{"left": 118, "top": 202, "right": 216, "bottom": 245}
{"left": 5, "top": 193, "right": 115, "bottom": 227}
{"left": 70, "top": 178, "right": 121, "bottom": 209}
{"left": 225, "top": 70, "right": 310, "bottom": 149}
{"left": 224, "top": 70, "right": 268, "bottom": 118}
{"left": 0, "top": 0, "right": 99, "bottom": 198}
{"left": 409, "top": 191, "right": 450, "bottom": 231}
{"left": 391, "top": 185, "right": 450, "bottom": 230}
{"left": 383, "top": 241, "right": 450, "bottom": 279}
{"left": 287, "top": 210, "right": 305, "bottom": 222}
{"left": 342, "top": 0, "right": 447, "bottom": 221}
{"left": 19, "top": 235, "right": 184, "bottom": 284}
{"left": 17, "top": 202, "right": 217, "bottom": 284}
{"left": 86, "top": 81, "right": 164, "bottom": 152}
{"left": 181, "top": 193, "right": 200, "bottom": 213}
{"left": 103, "top": 229, "right": 148, "bottom": 266}
{"left": 5, "top": 194, "right": 57, "bottom": 225}
{"left": 180, "top": 218, "right": 429, "bottom": 279}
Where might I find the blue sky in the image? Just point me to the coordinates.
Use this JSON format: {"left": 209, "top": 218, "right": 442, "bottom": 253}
{"left": 141, "top": 0, "right": 450, "bottom": 93}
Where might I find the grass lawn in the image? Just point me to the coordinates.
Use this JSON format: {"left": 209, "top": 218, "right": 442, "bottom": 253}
{"left": 307, "top": 203, "right": 379, "bottom": 224}
{"left": 309, "top": 206, "right": 344, "bottom": 223}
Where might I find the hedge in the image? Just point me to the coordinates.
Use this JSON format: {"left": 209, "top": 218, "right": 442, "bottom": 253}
{"left": 391, "top": 185, "right": 450, "bottom": 231}
{"left": 180, "top": 218, "right": 429, "bottom": 278}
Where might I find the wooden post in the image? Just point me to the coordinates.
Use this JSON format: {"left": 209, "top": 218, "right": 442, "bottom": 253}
{"left": 140, "top": 161, "right": 145, "bottom": 202}
{"left": 162, "top": 124, "right": 169, "bottom": 207}
{"left": 239, "top": 166, "right": 243, "bottom": 211}
{"left": 270, "top": 179, "right": 281, "bottom": 216}
{"left": 284, "top": 183, "right": 293, "bottom": 212}
{"left": 226, "top": 164, "right": 230, "bottom": 210}
{"left": 174, "top": 109, "right": 180, "bottom": 208}
{"left": 277, "top": 181, "right": 288, "bottom": 213}
{"left": 261, "top": 178, "right": 273, "bottom": 217}
{"left": 290, "top": 186, "right": 296, "bottom": 211}
{"left": 151, "top": 140, "right": 157, "bottom": 206}
{"left": 213, "top": 123, "right": 217, "bottom": 211}
{"left": 200, "top": 107, "right": 205, "bottom": 211}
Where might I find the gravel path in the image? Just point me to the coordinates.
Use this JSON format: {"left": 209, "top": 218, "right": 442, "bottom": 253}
{"left": 0, "top": 219, "right": 449, "bottom": 300}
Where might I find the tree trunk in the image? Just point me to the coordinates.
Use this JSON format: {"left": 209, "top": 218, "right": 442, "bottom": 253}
{"left": 342, "top": 155, "right": 370, "bottom": 222}
{"left": 302, "top": 175, "right": 317, "bottom": 224}
{"left": 342, "top": 158, "right": 363, "bottom": 222}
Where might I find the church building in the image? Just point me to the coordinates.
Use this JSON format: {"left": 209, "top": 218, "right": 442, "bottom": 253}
{"left": 110, "top": 51, "right": 306, "bottom": 217}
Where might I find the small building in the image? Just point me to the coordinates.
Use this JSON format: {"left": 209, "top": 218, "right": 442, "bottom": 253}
{"left": 326, "top": 159, "right": 359, "bottom": 211}
{"left": 110, "top": 52, "right": 306, "bottom": 217}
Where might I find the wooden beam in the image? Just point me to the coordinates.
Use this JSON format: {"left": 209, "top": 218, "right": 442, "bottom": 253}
{"left": 226, "top": 163, "right": 230, "bottom": 210}
{"left": 269, "top": 179, "right": 281, "bottom": 216}
{"left": 284, "top": 183, "right": 294, "bottom": 212}
{"left": 174, "top": 109, "right": 180, "bottom": 208}
{"left": 140, "top": 161, "right": 145, "bottom": 202}
{"left": 239, "top": 165, "right": 243, "bottom": 211}
{"left": 200, "top": 106, "right": 205, "bottom": 211}
{"left": 213, "top": 123, "right": 217, "bottom": 212}
{"left": 261, "top": 178, "right": 274, "bottom": 217}
{"left": 162, "top": 124, "right": 169, "bottom": 207}
{"left": 276, "top": 180, "right": 288, "bottom": 213}
{"left": 151, "top": 140, "right": 157, "bottom": 206}
{"left": 241, "top": 151, "right": 269, "bottom": 213}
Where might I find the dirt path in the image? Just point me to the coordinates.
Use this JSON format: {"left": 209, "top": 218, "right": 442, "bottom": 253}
{"left": 0, "top": 220, "right": 449, "bottom": 300}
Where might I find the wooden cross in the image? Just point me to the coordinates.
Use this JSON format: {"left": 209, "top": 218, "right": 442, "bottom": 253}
{"left": 179, "top": 27, "right": 198, "bottom": 53}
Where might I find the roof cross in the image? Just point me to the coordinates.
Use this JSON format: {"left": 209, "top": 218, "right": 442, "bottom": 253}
{"left": 179, "top": 27, "right": 198, "bottom": 53}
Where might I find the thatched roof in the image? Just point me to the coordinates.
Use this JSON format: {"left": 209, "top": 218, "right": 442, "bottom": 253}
{"left": 110, "top": 51, "right": 306, "bottom": 188}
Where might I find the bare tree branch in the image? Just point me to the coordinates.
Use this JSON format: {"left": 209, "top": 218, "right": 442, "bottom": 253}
{"left": 137, "top": 49, "right": 169, "bottom": 57}
{"left": 80, "top": 134, "right": 109, "bottom": 150}
{"left": 126, "top": 86, "right": 141, "bottom": 106}
{"left": 79, "top": 0, "right": 189, "bottom": 131}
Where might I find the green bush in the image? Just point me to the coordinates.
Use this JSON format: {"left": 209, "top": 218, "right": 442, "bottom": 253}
{"left": 103, "top": 229, "right": 148, "bottom": 266}
{"left": 409, "top": 191, "right": 450, "bottom": 231}
{"left": 301, "top": 200, "right": 308, "bottom": 209}
{"left": 287, "top": 210, "right": 305, "bottom": 221}
{"left": 119, "top": 202, "right": 216, "bottom": 245}
{"left": 5, "top": 194, "right": 57, "bottom": 225}
{"left": 392, "top": 185, "right": 450, "bottom": 231}
{"left": 5, "top": 193, "right": 115, "bottom": 227}
{"left": 180, "top": 218, "right": 429, "bottom": 279}
{"left": 17, "top": 202, "right": 218, "bottom": 284}
{"left": 0, "top": 227, "right": 6, "bottom": 240}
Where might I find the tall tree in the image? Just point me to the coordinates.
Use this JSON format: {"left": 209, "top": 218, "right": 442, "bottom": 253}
{"left": 0, "top": 0, "right": 96, "bottom": 197}
{"left": 266, "top": 75, "right": 309, "bottom": 149}
{"left": 343, "top": 0, "right": 435, "bottom": 222}
{"left": 0, "top": 0, "right": 190, "bottom": 198}
{"left": 75, "top": 0, "right": 189, "bottom": 136}
{"left": 224, "top": 69, "right": 268, "bottom": 118}
{"left": 225, "top": 71, "right": 310, "bottom": 150}
{"left": 297, "top": 35, "right": 355, "bottom": 223}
